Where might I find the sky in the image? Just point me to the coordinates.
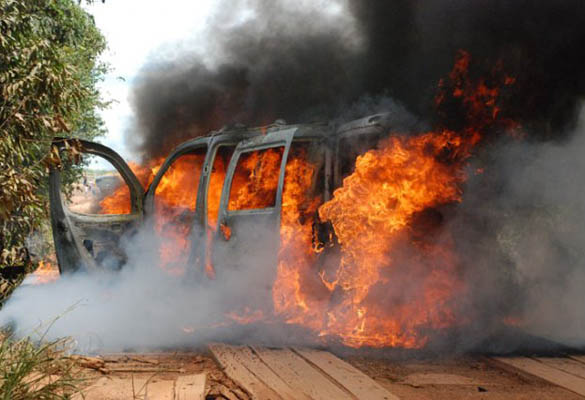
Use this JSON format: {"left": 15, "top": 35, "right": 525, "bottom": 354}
{"left": 83, "top": 1, "right": 216, "bottom": 161}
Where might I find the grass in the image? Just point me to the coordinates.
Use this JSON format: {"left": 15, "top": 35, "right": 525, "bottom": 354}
{"left": 0, "top": 210, "right": 85, "bottom": 398}
{"left": 0, "top": 221, "right": 86, "bottom": 399}
{"left": 0, "top": 334, "right": 85, "bottom": 399}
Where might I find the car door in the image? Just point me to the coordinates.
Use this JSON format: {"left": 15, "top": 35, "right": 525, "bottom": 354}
{"left": 210, "top": 128, "right": 296, "bottom": 306}
{"left": 193, "top": 132, "right": 260, "bottom": 280}
{"left": 49, "top": 139, "right": 144, "bottom": 274}
{"left": 142, "top": 138, "right": 209, "bottom": 276}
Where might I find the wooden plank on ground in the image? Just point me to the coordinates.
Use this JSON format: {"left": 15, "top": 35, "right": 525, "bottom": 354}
{"left": 251, "top": 346, "right": 354, "bottom": 400}
{"left": 535, "top": 357, "right": 585, "bottom": 380}
{"left": 225, "top": 345, "right": 304, "bottom": 400}
{"left": 24, "top": 373, "right": 62, "bottom": 392}
{"left": 175, "top": 373, "right": 207, "bottom": 400}
{"left": 492, "top": 357, "right": 585, "bottom": 397}
{"left": 570, "top": 355, "right": 585, "bottom": 365}
{"left": 75, "top": 376, "right": 174, "bottom": 400}
{"left": 143, "top": 379, "right": 175, "bottom": 400}
{"left": 209, "top": 343, "right": 283, "bottom": 400}
{"left": 293, "top": 348, "right": 399, "bottom": 400}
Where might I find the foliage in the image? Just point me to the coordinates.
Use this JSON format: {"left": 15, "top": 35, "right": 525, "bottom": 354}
{"left": 0, "top": 0, "right": 107, "bottom": 269}
{"left": 0, "top": 334, "right": 83, "bottom": 399}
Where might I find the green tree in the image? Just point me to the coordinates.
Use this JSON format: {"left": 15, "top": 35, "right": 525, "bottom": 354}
{"left": 0, "top": 0, "right": 107, "bottom": 270}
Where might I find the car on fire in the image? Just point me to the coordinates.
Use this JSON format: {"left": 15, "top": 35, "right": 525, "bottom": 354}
{"left": 49, "top": 112, "right": 414, "bottom": 276}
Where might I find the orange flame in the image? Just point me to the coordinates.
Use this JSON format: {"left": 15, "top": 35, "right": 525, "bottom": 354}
{"left": 153, "top": 153, "right": 205, "bottom": 274}
{"left": 273, "top": 149, "right": 323, "bottom": 331}
{"left": 228, "top": 148, "right": 284, "bottom": 211}
{"left": 272, "top": 133, "right": 469, "bottom": 348}
{"left": 99, "top": 155, "right": 204, "bottom": 275}
{"left": 28, "top": 261, "right": 59, "bottom": 285}
{"left": 98, "top": 185, "right": 131, "bottom": 214}
{"left": 270, "top": 51, "right": 517, "bottom": 348}
{"left": 226, "top": 307, "right": 265, "bottom": 325}
{"left": 99, "top": 161, "right": 153, "bottom": 215}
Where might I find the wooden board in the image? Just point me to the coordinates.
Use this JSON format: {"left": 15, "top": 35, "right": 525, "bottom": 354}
{"left": 143, "top": 379, "right": 175, "bottom": 400}
{"left": 293, "top": 348, "right": 399, "bottom": 400}
{"left": 535, "top": 357, "right": 585, "bottom": 380}
{"left": 24, "top": 373, "right": 62, "bottom": 392}
{"left": 209, "top": 344, "right": 283, "bottom": 400}
{"left": 231, "top": 344, "right": 305, "bottom": 400}
{"left": 175, "top": 374, "right": 207, "bottom": 400}
{"left": 251, "top": 346, "right": 354, "bottom": 400}
{"left": 492, "top": 357, "right": 585, "bottom": 397}
{"left": 75, "top": 376, "right": 174, "bottom": 400}
{"left": 570, "top": 355, "right": 585, "bottom": 365}
{"left": 210, "top": 344, "right": 400, "bottom": 400}
{"left": 210, "top": 344, "right": 301, "bottom": 400}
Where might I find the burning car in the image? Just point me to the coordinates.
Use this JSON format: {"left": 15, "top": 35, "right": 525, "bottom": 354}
{"left": 49, "top": 112, "right": 399, "bottom": 276}
{"left": 49, "top": 94, "right": 481, "bottom": 349}
{"left": 50, "top": 111, "right": 457, "bottom": 348}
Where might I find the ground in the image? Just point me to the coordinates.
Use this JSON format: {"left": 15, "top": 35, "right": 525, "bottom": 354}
{"left": 73, "top": 350, "right": 582, "bottom": 399}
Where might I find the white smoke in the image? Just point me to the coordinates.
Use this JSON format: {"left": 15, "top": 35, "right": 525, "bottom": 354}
{"left": 0, "top": 222, "right": 308, "bottom": 353}
{"left": 492, "top": 104, "right": 585, "bottom": 347}
{"left": 446, "top": 103, "right": 585, "bottom": 351}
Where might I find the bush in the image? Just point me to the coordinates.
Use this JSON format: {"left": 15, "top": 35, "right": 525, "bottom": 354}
{"left": 0, "top": 0, "right": 107, "bottom": 271}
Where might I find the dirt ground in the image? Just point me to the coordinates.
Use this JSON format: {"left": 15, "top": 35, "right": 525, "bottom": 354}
{"left": 74, "top": 351, "right": 582, "bottom": 399}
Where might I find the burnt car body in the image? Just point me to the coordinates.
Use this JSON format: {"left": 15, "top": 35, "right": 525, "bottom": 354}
{"left": 50, "top": 112, "right": 411, "bottom": 276}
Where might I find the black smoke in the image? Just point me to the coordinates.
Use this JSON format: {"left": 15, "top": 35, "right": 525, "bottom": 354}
{"left": 126, "top": 0, "right": 363, "bottom": 158}
{"left": 127, "top": 0, "right": 585, "bottom": 159}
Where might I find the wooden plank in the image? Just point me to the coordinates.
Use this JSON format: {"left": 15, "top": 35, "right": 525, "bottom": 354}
{"left": 144, "top": 379, "right": 176, "bottom": 400}
{"left": 569, "top": 355, "right": 585, "bottom": 366}
{"left": 492, "top": 357, "right": 585, "bottom": 397}
{"left": 252, "top": 346, "right": 354, "bottom": 400}
{"left": 75, "top": 376, "right": 174, "bottom": 400}
{"left": 175, "top": 374, "right": 207, "bottom": 400}
{"left": 294, "top": 348, "right": 399, "bottom": 400}
{"left": 209, "top": 343, "right": 283, "bottom": 400}
{"left": 24, "top": 373, "right": 63, "bottom": 392}
{"left": 535, "top": 357, "right": 585, "bottom": 380}
{"left": 225, "top": 345, "right": 305, "bottom": 400}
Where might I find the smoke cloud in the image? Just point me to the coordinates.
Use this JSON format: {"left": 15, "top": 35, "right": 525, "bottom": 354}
{"left": 450, "top": 104, "right": 585, "bottom": 350}
{"left": 0, "top": 222, "right": 315, "bottom": 352}
{"left": 127, "top": 0, "right": 585, "bottom": 160}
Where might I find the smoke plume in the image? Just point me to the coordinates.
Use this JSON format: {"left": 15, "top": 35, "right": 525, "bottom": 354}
{"left": 0, "top": 223, "right": 315, "bottom": 352}
{"left": 449, "top": 104, "right": 585, "bottom": 350}
{"left": 128, "top": 0, "right": 585, "bottom": 160}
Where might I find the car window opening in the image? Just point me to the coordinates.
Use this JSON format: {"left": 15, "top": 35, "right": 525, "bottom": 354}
{"left": 228, "top": 146, "right": 285, "bottom": 211}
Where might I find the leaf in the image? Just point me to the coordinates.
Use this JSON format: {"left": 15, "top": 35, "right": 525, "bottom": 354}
{"left": 54, "top": 115, "right": 70, "bottom": 132}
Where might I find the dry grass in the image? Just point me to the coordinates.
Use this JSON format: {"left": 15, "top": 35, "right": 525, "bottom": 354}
{"left": 0, "top": 334, "right": 84, "bottom": 400}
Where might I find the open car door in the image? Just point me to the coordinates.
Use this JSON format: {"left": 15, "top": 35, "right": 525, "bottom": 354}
{"left": 210, "top": 128, "right": 296, "bottom": 304}
{"left": 49, "top": 139, "right": 144, "bottom": 273}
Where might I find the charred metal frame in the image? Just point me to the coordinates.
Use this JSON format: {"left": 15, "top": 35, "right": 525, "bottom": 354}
{"left": 49, "top": 139, "right": 144, "bottom": 273}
